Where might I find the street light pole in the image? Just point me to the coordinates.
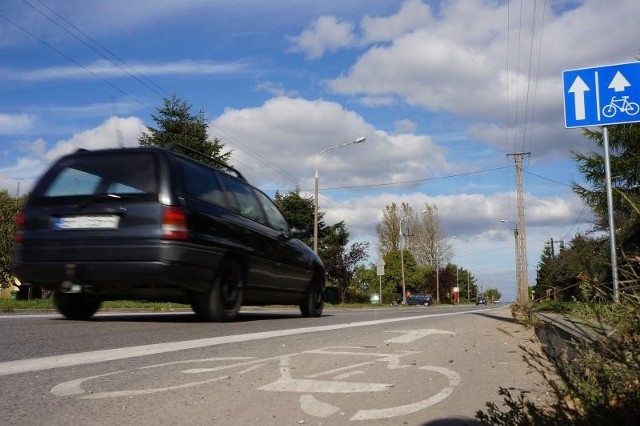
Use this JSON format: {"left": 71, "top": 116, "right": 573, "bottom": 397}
{"left": 313, "top": 137, "right": 365, "bottom": 253}
{"left": 399, "top": 211, "right": 427, "bottom": 304}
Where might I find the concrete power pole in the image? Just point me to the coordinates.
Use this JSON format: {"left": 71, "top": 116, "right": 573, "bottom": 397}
{"left": 509, "top": 152, "right": 530, "bottom": 304}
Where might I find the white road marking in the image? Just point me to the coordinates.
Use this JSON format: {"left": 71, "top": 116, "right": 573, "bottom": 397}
{"left": 45, "top": 333, "right": 466, "bottom": 421}
{"left": 0, "top": 309, "right": 489, "bottom": 377}
{"left": 300, "top": 394, "right": 340, "bottom": 418}
{"left": 350, "top": 366, "right": 461, "bottom": 421}
{"left": 50, "top": 371, "right": 126, "bottom": 396}
{"left": 384, "top": 329, "right": 457, "bottom": 343}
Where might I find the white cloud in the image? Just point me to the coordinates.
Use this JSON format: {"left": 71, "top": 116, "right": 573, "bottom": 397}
{"left": 44, "top": 116, "right": 145, "bottom": 163}
{"left": 358, "top": 96, "right": 397, "bottom": 107}
{"left": 325, "top": 0, "right": 640, "bottom": 128}
{"left": 255, "top": 81, "right": 299, "bottom": 98}
{"left": 360, "top": 0, "right": 433, "bottom": 43}
{"left": 287, "top": 15, "right": 356, "bottom": 60}
{"left": 3, "top": 60, "right": 246, "bottom": 82}
{"left": 0, "top": 114, "right": 37, "bottom": 134}
{"left": 394, "top": 119, "right": 416, "bottom": 134}
{"left": 211, "top": 97, "right": 451, "bottom": 191}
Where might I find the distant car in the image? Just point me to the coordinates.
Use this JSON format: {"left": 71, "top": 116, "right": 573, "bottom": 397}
{"left": 476, "top": 297, "right": 487, "bottom": 305}
{"left": 13, "top": 144, "right": 326, "bottom": 322}
{"left": 397, "top": 294, "right": 433, "bottom": 306}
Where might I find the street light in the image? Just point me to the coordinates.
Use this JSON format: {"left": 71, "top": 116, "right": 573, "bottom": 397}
{"left": 314, "top": 136, "right": 366, "bottom": 253}
{"left": 400, "top": 210, "right": 427, "bottom": 304}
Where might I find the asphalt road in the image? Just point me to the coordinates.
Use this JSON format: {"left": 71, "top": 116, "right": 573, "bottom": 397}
{"left": 0, "top": 304, "right": 548, "bottom": 425}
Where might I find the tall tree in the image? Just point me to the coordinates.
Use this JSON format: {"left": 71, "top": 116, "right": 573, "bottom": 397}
{"left": 139, "top": 94, "right": 231, "bottom": 165}
{"left": 412, "top": 204, "right": 453, "bottom": 265}
{"left": 573, "top": 123, "right": 640, "bottom": 254}
{"left": 375, "top": 202, "right": 457, "bottom": 300}
{"left": 376, "top": 202, "right": 411, "bottom": 255}
{"left": 534, "top": 234, "right": 609, "bottom": 301}
{"left": 484, "top": 288, "right": 502, "bottom": 303}
{"left": 273, "top": 188, "right": 323, "bottom": 250}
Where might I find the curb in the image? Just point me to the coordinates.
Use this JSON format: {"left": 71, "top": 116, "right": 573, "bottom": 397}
{"left": 534, "top": 312, "right": 613, "bottom": 360}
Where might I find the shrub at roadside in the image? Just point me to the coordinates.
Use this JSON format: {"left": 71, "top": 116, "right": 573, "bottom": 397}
{"left": 477, "top": 287, "right": 640, "bottom": 425}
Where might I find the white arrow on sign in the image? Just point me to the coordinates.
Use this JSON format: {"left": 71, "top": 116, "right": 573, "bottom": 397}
{"left": 608, "top": 71, "right": 631, "bottom": 92}
{"left": 568, "top": 76, "right": 590, "bottom": 120}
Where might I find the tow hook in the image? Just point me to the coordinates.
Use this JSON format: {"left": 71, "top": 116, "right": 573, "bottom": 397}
{"left": 61, "top": 281, "right": 82, "bottom": 293}
{"left": 62, "top": 263, "right": 81, "bottom": 293}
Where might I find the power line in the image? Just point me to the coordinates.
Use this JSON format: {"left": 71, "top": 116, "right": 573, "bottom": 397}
{"left": 298, "top": 165, "right": 513, "bottom": 192}
{"left": 24, "top": 0, "right": 170, "bottom": 99}
{"left": 524, "top": 170, "right": 573, "bottom": 187}
{"left": 0, "top": 11, "right": 155, "bottom": 114}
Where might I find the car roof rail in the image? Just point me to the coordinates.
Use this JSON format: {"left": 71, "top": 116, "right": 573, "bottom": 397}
{"left": 165, "top": 142, "right": 247, "bottom": 182}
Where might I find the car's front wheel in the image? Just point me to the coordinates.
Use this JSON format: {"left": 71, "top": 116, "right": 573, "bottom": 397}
{"left": 193, "top": 260, "right": 244, "bottom": 322}
{"left": 53, "top": 290, "right": 101, "bottom": 320}
{"left": 300, "top": 270, "right": 324, "bottom": 317}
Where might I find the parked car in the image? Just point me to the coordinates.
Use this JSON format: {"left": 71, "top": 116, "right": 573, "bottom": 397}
{"left": 13, "top": 144, "right": 326, "bottom": 321}
{"left": 476, "top": 296, "right": 487, "bottom": 305}
{"left": 396, "top": 294, "right": 433, "bottom": 306}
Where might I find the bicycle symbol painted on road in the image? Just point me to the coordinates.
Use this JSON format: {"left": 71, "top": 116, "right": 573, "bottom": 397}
{"left": 50, "top": 329, "right": 459, "bottom": 422}
{"left": 602, "top": 95, "right": 640, "bottom": 118}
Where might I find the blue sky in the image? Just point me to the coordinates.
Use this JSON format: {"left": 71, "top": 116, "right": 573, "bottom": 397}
{"left": 1, "top": 0, "right": 638, "bottom": 301}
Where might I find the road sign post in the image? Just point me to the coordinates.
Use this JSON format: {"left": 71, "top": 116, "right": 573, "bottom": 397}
{"left": 376, "top": 260, "right": 385, "bottom": 305}
{"left": 563, "top": 62, "right": 640, "bottom": 301}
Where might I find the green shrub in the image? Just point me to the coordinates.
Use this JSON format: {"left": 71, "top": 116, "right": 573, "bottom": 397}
{"left": 478, "top": 285, "right": 640, "bottom": 425}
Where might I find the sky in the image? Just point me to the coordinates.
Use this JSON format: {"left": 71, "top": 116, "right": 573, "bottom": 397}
{"left": 1, "top": 0, "right": 639, "bottom": 301}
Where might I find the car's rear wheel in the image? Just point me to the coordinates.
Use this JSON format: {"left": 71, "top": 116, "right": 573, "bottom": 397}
{"left": 53, "top": 290, "right": 101, "bottom": 320}
{"left": 300, "top": 270, "right": 324, "bottom": 317}
{"left": 193, "top": 260, "right": 244, "bottom": 322}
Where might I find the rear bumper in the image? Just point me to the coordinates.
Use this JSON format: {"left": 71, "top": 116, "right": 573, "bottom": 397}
{"left": 14, "top": 242, "right": 224, "bottom": 297}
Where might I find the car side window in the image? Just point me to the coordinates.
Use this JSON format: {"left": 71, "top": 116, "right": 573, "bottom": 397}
{"left": 253, "top": 190, "right": 289, "bottom": 232}
{"left": 179, "top": 159, "right": 228, "bottom": 208}
{"left": 218, "top": 174, "right": 268, "bottom": 225}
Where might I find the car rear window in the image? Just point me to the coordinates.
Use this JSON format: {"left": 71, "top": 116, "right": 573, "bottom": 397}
{"left": 38, "top": 152, "right": 158, "bottom": 198}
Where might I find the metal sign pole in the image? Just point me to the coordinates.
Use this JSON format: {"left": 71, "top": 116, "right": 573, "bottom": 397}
{"left": 603, "top": 126, "right": 620, "bottom": 302}
{"left": 376, "top": 261, "right": 385, "bottom": 305}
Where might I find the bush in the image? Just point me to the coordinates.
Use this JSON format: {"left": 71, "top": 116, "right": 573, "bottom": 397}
{"left": 478, "top": 284, "right": 640, "bottom": 425}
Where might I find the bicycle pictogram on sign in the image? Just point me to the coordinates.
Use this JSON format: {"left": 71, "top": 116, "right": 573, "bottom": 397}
{"left": 602, "top": 95, "right": 640, "bottom": 118}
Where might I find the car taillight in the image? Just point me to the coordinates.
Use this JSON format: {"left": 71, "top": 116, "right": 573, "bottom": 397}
{"left": 15, "top": 212, "right": 24, "bottom": 242}
{"left": 162, "top": 206, "right": 188, "bottom": 240}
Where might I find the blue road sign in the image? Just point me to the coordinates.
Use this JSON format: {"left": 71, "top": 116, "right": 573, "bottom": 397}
{"left": 563, "top": 62, "right": 640, "bottom": 128}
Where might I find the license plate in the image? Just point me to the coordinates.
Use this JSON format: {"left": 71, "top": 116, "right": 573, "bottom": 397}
{"left": 54, "top": 215, "right": 120, "bottom": 230}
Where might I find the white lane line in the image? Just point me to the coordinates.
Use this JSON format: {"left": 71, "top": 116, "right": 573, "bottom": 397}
{"left": 384, "top": 329, "right": 457, "bottom": 344}
{"left": 0, "top": 309, "right": 494, "bottom": 377}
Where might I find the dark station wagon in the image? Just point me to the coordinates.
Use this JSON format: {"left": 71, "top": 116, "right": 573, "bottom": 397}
{"left": 396, "top": 294, "right": 433, "bottom": 306}
{"left": 14, "top": 144, "right": 326, "bottom": 321}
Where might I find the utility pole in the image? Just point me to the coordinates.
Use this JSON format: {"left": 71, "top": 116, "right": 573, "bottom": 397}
{"left": 508, "top": 152, "right": 530, "bottom": 304}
